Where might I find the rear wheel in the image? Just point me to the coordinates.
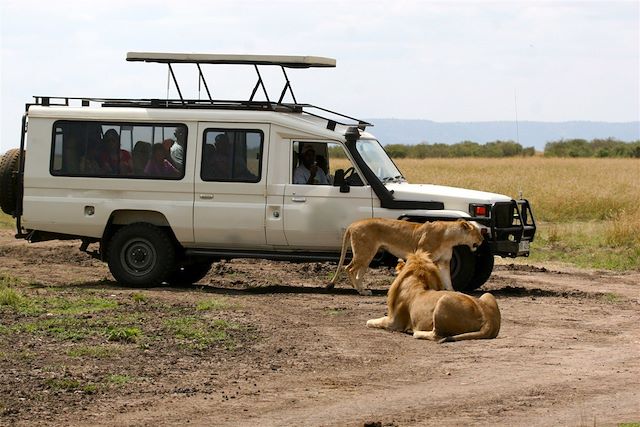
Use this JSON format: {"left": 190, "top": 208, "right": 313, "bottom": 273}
{"left": 107, "top": 223, "right": 175, "bottom": 286}
{"left": 451, "top": 245, "right": 476, "bottom": 291}
{"left": 0, "top": 149, "right": 21, "bottom": 215}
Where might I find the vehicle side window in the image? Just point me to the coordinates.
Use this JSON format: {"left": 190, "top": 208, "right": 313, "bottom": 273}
{"left": 201, "top": 129, "right": 262, "bottom": 183}
{"left": 50, "top": 121, "right": 187, "bottom": 179}
{"left": 292, "top": 141, "right": 363, "bottom": 186}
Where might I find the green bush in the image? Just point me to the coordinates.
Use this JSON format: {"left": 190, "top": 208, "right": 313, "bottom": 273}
{"left": 544, "top": 138, "right": 640, "bottom": 158}
{"left": 381, "top": 140, "right": 535, "bottom": 158}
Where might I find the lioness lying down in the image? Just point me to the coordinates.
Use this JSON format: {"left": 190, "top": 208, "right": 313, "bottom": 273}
{"left": 366, "top": 251, "right": 501, "bottom": 343}
{"left": 329, "top": 218, "right": 483, "bottom": 295}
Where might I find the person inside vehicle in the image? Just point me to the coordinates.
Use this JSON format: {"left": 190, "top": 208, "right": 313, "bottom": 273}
{"left": 100, "top": 129, "right": 133, "bottom": 175}
{"left": 293, "top": 145, "right": 329, "bottom": 185}
{"left": 80, "top": 142, "right": 103, "bottom": 175}
{"left": 170, "top": 127, "right": 186, "bottom": 168}
{"left": 315, "top": 154, "right": 333, "bottom": 185}
{"left": 132, "top": 140, "right": 151, "bottom": 175}
{"left": 208, "top": 133, "right": 233, "bottom": 179}
{"left": 144, "top": 143, "right": 180, "bottom": 177}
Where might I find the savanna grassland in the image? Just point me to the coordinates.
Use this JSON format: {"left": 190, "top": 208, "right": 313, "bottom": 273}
{"left": 395, "top": 157, "right": 640, "bottom": 270}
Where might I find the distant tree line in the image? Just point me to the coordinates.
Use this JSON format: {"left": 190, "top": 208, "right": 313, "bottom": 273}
{"left": 329, "top": 138, "right": 640, "bottom": 159}
{"left": 543, "top": 138, "right": 640, "bottom": 158}
{"left": 381, "top": 140, "right": 536, "bottom": 158}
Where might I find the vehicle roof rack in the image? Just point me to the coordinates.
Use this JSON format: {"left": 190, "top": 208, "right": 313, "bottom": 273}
{"left": 29, "top": 52, "right": 371, "bottom": 131}
{"left": 126, "top": 52, "right": 336, "bottom": 68}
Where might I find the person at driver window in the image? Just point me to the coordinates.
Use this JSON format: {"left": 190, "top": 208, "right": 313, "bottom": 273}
{"left": 293, "top": 146, "right": 329, "bottom": 185}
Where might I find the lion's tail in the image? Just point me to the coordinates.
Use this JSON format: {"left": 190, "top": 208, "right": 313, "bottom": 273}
{"left": 438, "top": 293, "right": 501, "bottom": 343}
{"left": 330, "top": 228, "right": 351, "bottom": 285}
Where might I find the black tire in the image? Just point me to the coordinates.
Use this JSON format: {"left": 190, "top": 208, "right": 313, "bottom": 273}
{"left": 466, "top": 243, "right": 495, "bottom": 291}
{"left": 369, "top": 251, "right": 397, "bottom": 268}
{"left": 0, "top": 149, "right": 21, "bottom": 215}
{"left": 169, "top": 260, "right": 213, "bottom": 286}
{"left": 451, "top": 245, "right": 476, "bottom": 292}
{"left": 107, "top": 223, "right": 176, "bottom": 286}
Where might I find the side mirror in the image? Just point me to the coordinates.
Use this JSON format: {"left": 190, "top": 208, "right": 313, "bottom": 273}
{"left": 333, "top": 169, "right": 350, "bottom": 193}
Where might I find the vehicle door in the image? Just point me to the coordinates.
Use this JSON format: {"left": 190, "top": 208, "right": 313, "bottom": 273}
{"left": 193, "top": 123, "right": 269, "bottom": 248}
{"left": 282, "top": 141, "right": 374, "bottom": 250}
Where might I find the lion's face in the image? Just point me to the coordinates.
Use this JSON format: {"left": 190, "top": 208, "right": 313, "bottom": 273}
{"left": 458, "top": 220, "right": 484, "bottom": 251}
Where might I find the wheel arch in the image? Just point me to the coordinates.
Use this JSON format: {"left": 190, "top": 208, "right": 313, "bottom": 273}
{"left": 101, "top": 210, "right": 181, "bottom": 260}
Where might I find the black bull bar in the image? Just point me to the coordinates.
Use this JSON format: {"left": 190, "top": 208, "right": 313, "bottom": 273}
{"left": 472, "top": 199, "right": 536, "bottom": 258}
{"left": 399, "top": 199, "right": 536, "bottom": 258}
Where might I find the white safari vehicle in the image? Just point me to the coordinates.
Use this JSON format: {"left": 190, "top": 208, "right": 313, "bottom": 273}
{"left": 0, "top": 52, "right": 535, "bottom": 291}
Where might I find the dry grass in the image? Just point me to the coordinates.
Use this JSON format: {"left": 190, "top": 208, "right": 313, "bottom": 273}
{"left": 393, "top": 157, "right": 640, "bottom": 270}
{"left": 394, "top": 157, "right": 640, "bottom": 223}
{"left": 0, "top": 213, "right": 13, "bottom": 229}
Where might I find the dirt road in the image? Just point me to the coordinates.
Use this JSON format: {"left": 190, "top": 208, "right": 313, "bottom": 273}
{"left": 1, "top": 229, "right": 639, "bottom": 426}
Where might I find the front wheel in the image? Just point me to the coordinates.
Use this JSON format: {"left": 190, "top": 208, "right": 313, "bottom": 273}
{"left": 466, "top": 243, "right": 494, "bottom": 291}
{"left": 107, "top": 223, "right": 175, "bottom": 286}
{"left": 451, "top": 245, "right": 476, "bottom": 291}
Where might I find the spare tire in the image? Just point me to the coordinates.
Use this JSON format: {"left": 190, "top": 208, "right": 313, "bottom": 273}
{"left": 0, "top": 148, "right": 21, "bottom": 216}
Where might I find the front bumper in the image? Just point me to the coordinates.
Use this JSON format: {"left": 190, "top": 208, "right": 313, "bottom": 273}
{"left": 472, "top": 199, "right": 536, "bottom": 258}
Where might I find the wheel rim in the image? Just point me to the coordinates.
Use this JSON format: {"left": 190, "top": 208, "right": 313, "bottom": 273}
{"left": 120, "top": 237, "right": 157, "bottom": 277}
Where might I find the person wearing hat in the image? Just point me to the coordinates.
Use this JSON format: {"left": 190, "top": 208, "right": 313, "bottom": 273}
{"left": 293, "top": 145, "right": 329, "bottom": 185}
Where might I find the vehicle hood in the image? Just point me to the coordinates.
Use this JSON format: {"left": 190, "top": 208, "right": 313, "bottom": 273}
{"left": 385, "top": 182, "right": 512, "bottom": 211}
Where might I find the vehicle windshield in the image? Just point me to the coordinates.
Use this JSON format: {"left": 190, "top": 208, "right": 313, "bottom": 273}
{"left": 355, "top": 139, "right": 406, "bottom": 183}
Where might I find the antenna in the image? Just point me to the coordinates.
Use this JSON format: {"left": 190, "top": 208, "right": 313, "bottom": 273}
{"left": 514, "top": 89, "right": 520, "bottom": 145}
{"left": 515, "top": 89, "right": 523, "bottom": 200}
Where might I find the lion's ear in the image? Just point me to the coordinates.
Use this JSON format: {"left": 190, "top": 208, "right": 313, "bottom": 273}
{"left": 460, "top": 220, "right": 473, "bottom": 230}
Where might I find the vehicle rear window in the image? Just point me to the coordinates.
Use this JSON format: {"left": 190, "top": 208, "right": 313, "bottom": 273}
{"left": 50, "top": 120, "right": 187, "bottom": 179}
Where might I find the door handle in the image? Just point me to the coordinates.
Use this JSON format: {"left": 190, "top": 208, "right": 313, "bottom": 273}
{"left": 199, "top": 194, "right": 214, "bottom": 199}
{"left": 291, "top": 196, "right": 306, "bottom": 203}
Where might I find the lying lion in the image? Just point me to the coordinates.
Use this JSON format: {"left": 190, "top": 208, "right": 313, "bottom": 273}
{"left": 366, "top": 251, "right": 501, "bottom": 343}
{"left": 329, "top": 218, "right": 483, "bottom": 295}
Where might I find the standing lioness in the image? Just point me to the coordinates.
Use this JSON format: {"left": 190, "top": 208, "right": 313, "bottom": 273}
{"left": 329, "top": 218, "right": 483, "bottom": 295}
{"left": 366, "top": 251, "right": 501, "bottom": 343}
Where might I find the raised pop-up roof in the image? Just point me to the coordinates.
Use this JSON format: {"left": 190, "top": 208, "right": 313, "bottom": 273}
{"left": 122, "top": 51, "right": 366, "bottom": 129}
{"left": 126, "top": 52, "right": 336, "bottom": 68}
{"left": 31, "top": 52, "right": 368, "bottom": 131}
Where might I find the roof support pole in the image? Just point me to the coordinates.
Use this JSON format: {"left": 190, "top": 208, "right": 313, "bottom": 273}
{"left": 277, "top": 66, "right": 297, "bottom": 104}
{"left": 249, "top": 65, "right": 271, "bottom": 104}
{"left": 196, "top": 64, "right": 213, "bottom": 103}
{"left": 167, "top": 63, "right": 185, "bottom": 105}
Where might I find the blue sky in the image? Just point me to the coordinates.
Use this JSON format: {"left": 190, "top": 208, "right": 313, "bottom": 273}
{"left": 1, "top": 0, "right": 638, "bottom": 151}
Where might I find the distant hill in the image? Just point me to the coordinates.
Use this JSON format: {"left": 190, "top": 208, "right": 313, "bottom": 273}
{"left": 366, "top": 119, "right": 640, "bottom": 151}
